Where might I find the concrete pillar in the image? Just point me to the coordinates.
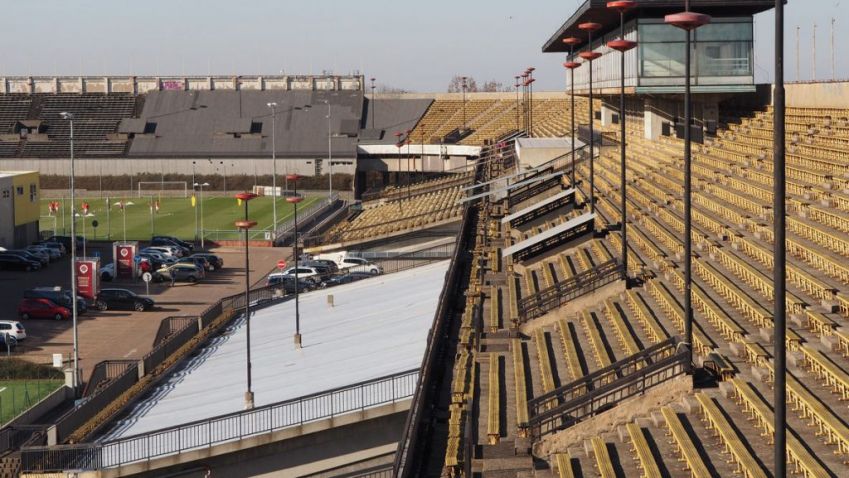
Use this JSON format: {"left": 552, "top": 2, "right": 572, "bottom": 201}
{"left": 644, "top": 100, "right": 664, "bottom": 141}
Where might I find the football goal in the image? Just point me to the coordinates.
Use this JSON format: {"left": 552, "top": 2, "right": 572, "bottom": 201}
{"left": 137, "top": 181, "right": 189, "bottom": 198}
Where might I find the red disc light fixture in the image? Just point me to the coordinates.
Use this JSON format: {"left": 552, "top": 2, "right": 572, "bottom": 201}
{"left": 234, "top": 190, "right": 259, "bottom": 410}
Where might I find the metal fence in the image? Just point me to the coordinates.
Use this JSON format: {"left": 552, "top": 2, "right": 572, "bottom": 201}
{"left": 517, "top": 259, "right": 622, "bottom": 322}
{"left": 21, "top": 369, "right": 418, "bottom": 472}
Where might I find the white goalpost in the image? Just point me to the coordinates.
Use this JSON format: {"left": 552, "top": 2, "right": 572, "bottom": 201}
{"left": 137, "top": 181, "right": 189, "bottom": 198}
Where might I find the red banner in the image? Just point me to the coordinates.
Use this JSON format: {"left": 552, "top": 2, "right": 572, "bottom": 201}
{"left": 75, "top": 258, "right": 99, "bottom": 300}
{"left": 113, "top": 242, "right": 137, "bottom": 280}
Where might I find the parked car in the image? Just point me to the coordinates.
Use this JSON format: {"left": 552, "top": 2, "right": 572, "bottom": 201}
{"left": 45, "top": 235, "right": 84, "bottom": 251}
{"left": 27, "top": 245, "right": 61, "bottom": 261}
{"left": 177, "top": 256, "right": 211, "bottom": 271}
{"left": 277, "top": 266, "right": 326, "bottom": 284}
{"left": 24, "top": 288, "right": 88, "bottom": 314}
{"left": 34, "top": 241, "right": 66, "bottom": 255}
{"left": 0, "top": 254, "right": 41, "bottom": 271}
{"left": 267, "top": 274, "right": 314, "bottom": 293}
{"left": 190, "top": 253, "right": 223, "bottom": 270}
{"left": 6, "top": 250, "right": 49, "bottom": 266}
{"left": 152, "top": 236, "right": 194, "bottom": 252}
{"left": 17, "top": 298, "right": 71, "bottom": 321}
{"left": 95, "top": 289, "right": 155, "bottom": 312}
{"left": 0, "top": 320, "right": 26, "bottom": 341}
{"left": 150, "top": 238, "right": 190, "bottom": 256}
{"left": 300, "top": 260, "right": 338, "bottom": 275}
{"left": 337, "top": 257, "right": 383, "bottom": 275}
{"left": 309, "top": 259, "right": 339, "bottom": 273}
{"left": 153, "top": 263, "right": 204, "bottom": 283}
{"left": 142, "top": 245, "right": 183, "bottom": 258}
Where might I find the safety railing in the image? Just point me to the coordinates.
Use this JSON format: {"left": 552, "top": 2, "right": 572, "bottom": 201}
{"left": 21, "top": 369, "right": 418, "bottom": 472}
{"left": 517, "top": 259, "right": 622, "bottom": 321}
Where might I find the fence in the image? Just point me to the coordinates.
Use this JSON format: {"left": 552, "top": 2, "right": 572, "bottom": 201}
{"left": 21, "top": 369, "right": 418, "bottom": 472}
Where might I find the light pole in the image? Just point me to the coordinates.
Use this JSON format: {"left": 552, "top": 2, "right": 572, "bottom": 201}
{"left": 578, "top": 22, "right": 603, "bottom": 215}
{"left": 235, "top": 191, "right": 259, "bottom": 410}
{"left": 563, "top": 37, "right": 582, "bottom": 187}
{"left": 514, "top": 76, "right": 521, "bottom": 132}
{"left": 286, "top": 174, "right": 304, "bottom": 349}
{"left": 194, "top": 182, "right": 210, "bottom": 249}
{"left": 192, "top": 162, "right": 198, "bottom": 247}
{"left": 406, "top": 138, "right": 412, "bottom": 199}
{"left": 527, "top": 67, "right": 535, "bottom": 137}
{"left": 394, "top": 132, "right": 404, "bottom": 198}
{"left": 666, "top": 0, "right": 710, "bottom": 376}
{"left": 267, "top": 102, "right": 279, "bottom": 241}
{"left": 59, "top": 111, "right": 79, "bottom": 390}
{"left": 113, "top": 200, "right": 135, "bottom": 242}
{"left": 461, "top": 76, "right": 468, "bottom": 131}
{"left": 773, "top": 0, "right": 787, "bottom": 473}
{"left": 608, "top": 0, "right": 638, "bottom": 283}
{"left": 370, "top": 77, "right": 376, "bottom": 130}
{"left": 325, "top": 100, "right": 333, "bottom": 201}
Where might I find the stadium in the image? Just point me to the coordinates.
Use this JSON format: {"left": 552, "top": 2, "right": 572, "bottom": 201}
{"left": 1, "top": 0, "right": 848, "bottom": 477}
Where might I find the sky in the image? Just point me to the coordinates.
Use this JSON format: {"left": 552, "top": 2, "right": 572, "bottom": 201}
{"left": 1, "top": 0, "right": 846, "bottom": 92}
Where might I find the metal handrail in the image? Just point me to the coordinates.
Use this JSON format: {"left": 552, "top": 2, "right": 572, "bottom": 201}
{"left": 517, "top": 259, "right": 622, "bottom": 321}
{"left": 21, "top": 369, "right": 418, "bottom": 472}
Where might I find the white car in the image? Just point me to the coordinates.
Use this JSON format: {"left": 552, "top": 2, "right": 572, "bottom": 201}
{"left": 338, "top": 257, "right": 382, "bottom": 275}
{"left": 276, "top": 266, "right": 325, "bottom": 284}
{"left": 142, "top": 246, "right": 182, "bottom": 258}
{"left": 27, "top": 245, "right": 61, "bottom": 261}
{"left": 0, "top": 320, "right": 26, "bottom": 341}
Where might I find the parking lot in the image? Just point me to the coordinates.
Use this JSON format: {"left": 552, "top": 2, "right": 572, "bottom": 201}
{"left": 0, "top": 241, "right": 287, "bottom": 382}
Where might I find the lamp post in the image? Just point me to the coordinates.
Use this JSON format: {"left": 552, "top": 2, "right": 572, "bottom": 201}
{"left": 578, "top": 22, "right": 603, "bottom": 215}
{"left": 772, "top": 0, "right": 787, "bottom": 474}
{"left": 113, "top": 201, "right": 135, "bottom": 242}
{"left": 370, "top": 77, "right": 376, "bottom": 130}
{"left": 325, "top": 100, "right": 333, "bottom": 201}
{"left": 521, "top": 73, "right": 529, "bottom": 134}
{"left": 59, "top": 111, "right": 79, "bottom": 390}
{"left": 461, "top": 76, "right": 468, "bottom": 131}
{"left": 608, "top": 1, "right": 638, "bottom": 283}
{"left": 286, "top": 174, "right": 303, "bottom": 349}
{"left": 514, "top": 76, "right": 521, "bottom": 132}
{"left": 267, "top": 102, "right": 279, "bottom": 242}
{"left": 666, "top": 0, "right": 710, "bottom": 376}
{"left": 192, "top": 162, "right": 198, "bottom": 247}
{"left": 235, "top": 191, "right": 259, "bottom": 410}
{"left": 527, "top": 67, "right": 535, "bottom": 137}
{"left": 394, "top": 132, "right": 403, "bottom": 199}
{"left": 563, "top": 38, "right": 582, "bottom": 187}
{"left": 406, "top": 138, "right": 413, "bottom": 199}
{"left": 193, "top": 183, "right": 210, "bottom": 249}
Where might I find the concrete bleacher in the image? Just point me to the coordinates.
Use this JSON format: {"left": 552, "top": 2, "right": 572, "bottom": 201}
{"left": 421, "top": 103, "right": 849, "bottom": 477}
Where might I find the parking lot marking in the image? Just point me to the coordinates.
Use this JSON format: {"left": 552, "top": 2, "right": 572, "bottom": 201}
{"left": 123, "top": 348, "right": 137, "bottom": 358}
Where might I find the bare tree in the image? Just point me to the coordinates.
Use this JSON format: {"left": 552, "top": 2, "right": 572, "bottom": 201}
{"left": 481, "top": 80, "right": 504, "bottom": 92}
{"left": 447, "top": 75, "right": 478, "bottom": 93}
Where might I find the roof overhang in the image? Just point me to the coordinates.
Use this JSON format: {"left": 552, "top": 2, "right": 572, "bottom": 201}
{"left": 543, "top": 0, "right": 780, "bottom": 53}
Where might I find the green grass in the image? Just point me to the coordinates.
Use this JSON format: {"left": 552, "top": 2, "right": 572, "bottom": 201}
{"left": 0, "top": 380, "right": 64, "bottom": 425}
{"left": 38, "top": 195, "right": 321, "bottom": 241}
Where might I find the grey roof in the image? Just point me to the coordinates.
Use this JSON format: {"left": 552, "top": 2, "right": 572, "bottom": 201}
{"left": 117, "top": 118, "right": 147, "bottom": 134}
{"left": 128, "top": 90, "right": 362, "bottom": 158}
{"left": 360, "top": 98, "right": 433, "bottom": 145}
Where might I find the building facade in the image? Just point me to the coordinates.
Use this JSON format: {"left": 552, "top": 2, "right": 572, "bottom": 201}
{"left": 0, "top": 171, "right": 40, "bottom": 248}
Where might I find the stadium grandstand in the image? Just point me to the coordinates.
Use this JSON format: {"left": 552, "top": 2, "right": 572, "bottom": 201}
{"left": 6, "top": 0, "right": 849, "bottom": 477}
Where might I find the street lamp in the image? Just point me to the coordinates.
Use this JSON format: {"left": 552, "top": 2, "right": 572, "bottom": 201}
{"left": 59, "top": 111, "right": 79, "bottom": 391}
{"left": 286, "top": 174, "right": 304, "bottom": 349}
{"left": 514, "top": 76, "right": 521, "bottom": 132}
{"left": 607, "top": 0, "right": 638, "bottom": 283}
{"left": 665, "top": 0, "right": 710, "bottom": 377}
{"left": 113, "top": 200, "right": 135, "bottom": 241}
{"left": 324, "top": 99, "right": 333, "bottom": 201}
{"left": 370, "top": 77, "right": 377, "bottom": 130}
{"left": 406, "top": 137, "right": 413, "bottom": 199}
{"left": 235, "top": 191, "right": 259, "bottom": 410}
{"left": 193, "top": 183, "right": 210, "bottom": 249}
{"left": 563, "top": 37, "right": 583, "bottom": 187}
{"left": 527, "top": 67, "right": 535, "bottom": 137}
{"left": 461, "top": 76, "right": 468, "bottom": 131}
{"left": 192, "top": 162, "right": 198, "bottom": 247}
{"left": 578, "top": 22, "right": 603, "bottom": 215}
{"left": 267, "top": 102, "right": 279, "bottom": 242}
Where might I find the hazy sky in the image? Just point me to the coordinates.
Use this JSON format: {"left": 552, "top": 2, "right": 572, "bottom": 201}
{"left": 1, "top": 0, "right": 846, "bottom": 92}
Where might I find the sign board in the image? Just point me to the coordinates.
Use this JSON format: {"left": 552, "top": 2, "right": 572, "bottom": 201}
{"left": 142, "top": 272, "right": 152, "bottom": 283}
{"left": 264, "top": 231, "right": 272, "bottom": 241}
{"left": 75, "top": 257, "right": 100, "bottom": 300}
{"left": 277, "top": 260, "right": 287, "bottom": 270}
{"left": 112, "top": 241, "right": 139, "bottom": 280}
{"left": 52, "top": 353, "right": 63, "bottom": 368}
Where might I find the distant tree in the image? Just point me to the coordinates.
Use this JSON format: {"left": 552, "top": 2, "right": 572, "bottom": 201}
{"left": 378, "top": 84, "right": 410, "bottom": 94}
{"left": 447, "top": 75, "right": 478, "bottom": 93}
{"left": 481, "top": 80, "right": 505, "bottom": 92}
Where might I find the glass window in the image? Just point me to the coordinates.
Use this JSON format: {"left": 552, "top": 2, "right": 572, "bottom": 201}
{"left": 640, "top": 23, "right": 686, "bottom": 43}
{"left": 641, "top": 42, "right": 686, "bottom": 77}
{"left": 697, "top": 41, "right": 752, "bottom": 76}
{"left": 696, "top": 22, "right": 752, "bottom": 42}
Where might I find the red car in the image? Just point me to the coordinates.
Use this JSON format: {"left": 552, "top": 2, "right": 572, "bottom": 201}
{"left": 17, "top": 298, "right": 71, "bottom": 321}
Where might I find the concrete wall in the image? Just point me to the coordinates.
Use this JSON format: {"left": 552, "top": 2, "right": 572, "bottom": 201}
{"left": 1, "top": 75, "right": 364, "bottom": 94}
{"left": 783, "top": 81, "right": 849, "bottom": 109}
{"left": 0, "top": 176, "right": 14, "bottom": 247}
{"left": 11, "top": 171, "right": 40, "bottom": 226}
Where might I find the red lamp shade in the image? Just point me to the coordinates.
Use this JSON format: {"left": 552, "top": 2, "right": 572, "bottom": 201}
{"left": 607, "top": 39, "right": 638, "bottom": 52}
{"left": 664, "top": 11, "right": 711, "bottom": 30}
{"left": 394, "top": 132, "right": 403, "bottom": 137}
{"left": 527, "top": 67, "right": 536, "bottom": 73}
{"left": 578, "top": 22, "right": 603, "bottom": 32}
{"left": 286, "top": 196, "right": 304, "bottom": 204}
{"left": 607, "top": 0, "right": 637, "bottom": 11}
{"left": 235, "top": 192, "right": 258, "bottom": 201}
{"left": 286, "top": 174, "right": 301, "bottom": 182}
{"left": 579, "top": 51, "right": 603, "bottom": 61}
{"left": 235, "top": 220, "right": 258, "bottom": 229}
{"left": 564, "top": 61, "right": 582, "bottom": 70}
{"left": 515, "top": 83, "right": 521, "bottom": 88}
{"left": 562, "top": 37, "right": 582, "bottom": 46}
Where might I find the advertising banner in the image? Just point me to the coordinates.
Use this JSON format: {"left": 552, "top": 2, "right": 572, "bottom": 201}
{"left": 113, "top": 241, "right": 138, "bottom": 280}
{"left": 75, "top": 258, "right": 100, "bottom": 300}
